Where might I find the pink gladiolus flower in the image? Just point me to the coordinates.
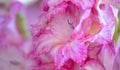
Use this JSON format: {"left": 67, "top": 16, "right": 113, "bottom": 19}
{"left": 0, "top": 1, "right": 34, "bottom": 70}
{"left": 0, "top": 0, "right": 119, "bottom": 70}
{"left": 32, "top": 1, "right": 88, "bottom": 69}
{"left": 31, "top": 0, "right": 116, "bottom": 70}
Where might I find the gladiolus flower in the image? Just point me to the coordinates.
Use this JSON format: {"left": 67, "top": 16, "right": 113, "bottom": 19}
{"left": 31, "top": 0, "right": 116, "bottom": 70}
{"left": 0, "top": 0, "right": 120, "bottom": 70}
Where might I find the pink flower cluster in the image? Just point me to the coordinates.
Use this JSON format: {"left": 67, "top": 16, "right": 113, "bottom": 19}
{"left": 0, "top": 0, "right": 120, "bottom": 70}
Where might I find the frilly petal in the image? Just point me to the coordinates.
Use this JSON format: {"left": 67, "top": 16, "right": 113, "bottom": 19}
{"left": 102, "top": 0, "right": 120, "bottom": 9}
{"left": 98, "top": 3, "right": 115, "bottom": 40}
{"left": 55, "top": 40, "right": 87, "bottom": 69}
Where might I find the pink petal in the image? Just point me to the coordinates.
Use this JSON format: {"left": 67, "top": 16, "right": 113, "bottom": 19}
{"left": 33, "top": 1, "right": 83, "bottom": 55}
{"left": 47, "top": 0, "right": 95, "bottom": 10}
{"left": 98, "top": 4, "right": 115, "bottom": 41}
{"left": 25, "top": 0, "right": 43, "bottom": 24}
{"left": 102, "top": 0, "right": 120, "bottom": 9}
{"left": 60, "top": 59, "right": 75, "bottom": 70}
{"left": 71, "top": 0, "right": 95, "bottom": 9}
{"left": 9, "top": 1, "right": 23, "bottom": 17}
{"left": 88, "top": 42, "right": 102, "bottom": 59}
{"left": 80, "top": 13, "right": 102, "bottom": 37}
{"left": 32, "top": 54, "right": 54, "bottom": 70}
{"left": 112, "top": 43, "right": 120, "bottom": 70}
{"left": 82, "top": 59, "right": 105, "bottom": 70}
{"left": 98, "top": 42, "right": 115, "bottom": 70}
{"left": 55, "top": 40, "right": 87, "bottom": 69}
{"left": 0, "top": 47, "right": 33, "bottom": 70}
{"left": 0, "top": 2, "right": 24, "bottom": 46}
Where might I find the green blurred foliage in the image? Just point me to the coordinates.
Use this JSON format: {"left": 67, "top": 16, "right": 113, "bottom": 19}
{"left": 16, "top": 14, "right": 30, "bottom": 39}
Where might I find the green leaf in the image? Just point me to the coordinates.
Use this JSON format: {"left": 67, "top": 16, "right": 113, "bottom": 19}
{"left": 113, "top": 19, "right": 120, "bottom": 45}
{"left": 16, "top": 14, "right": 30, "bottom": 39}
